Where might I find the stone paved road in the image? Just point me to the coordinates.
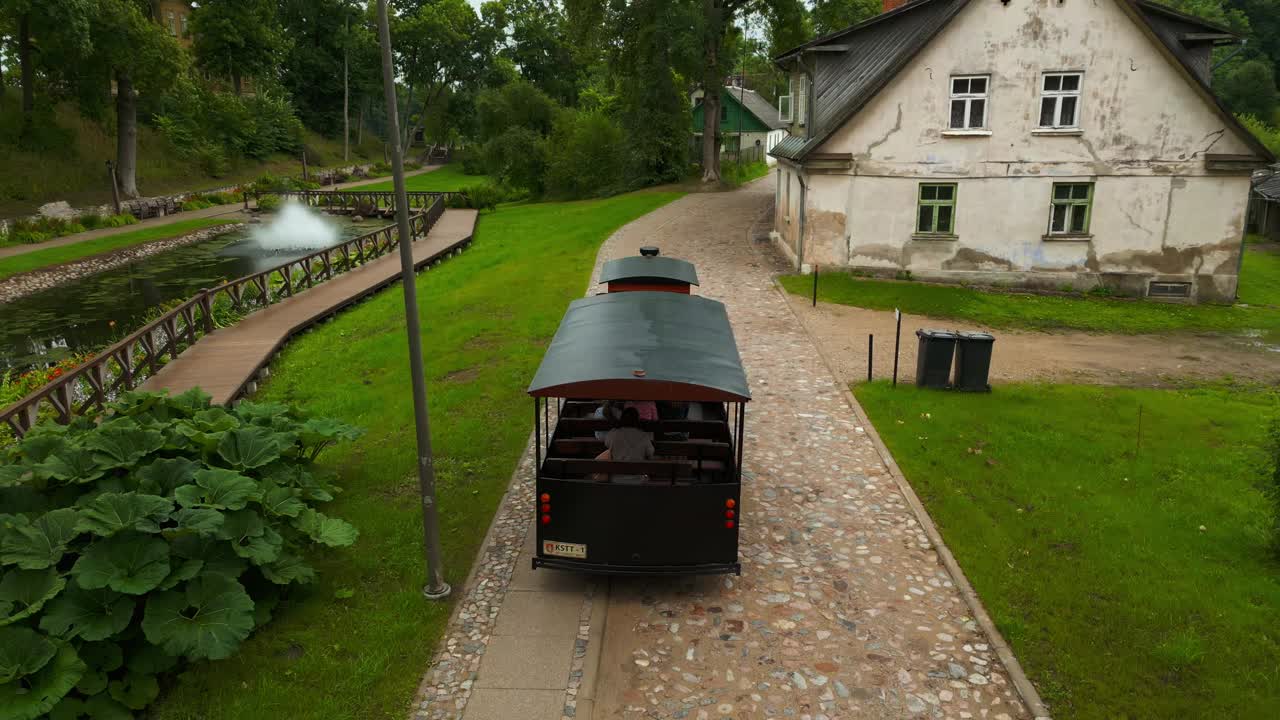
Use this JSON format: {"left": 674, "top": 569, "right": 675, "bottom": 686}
{"left": 590, "top": 178, "right": 1031, "bottom": 720}
{"left": 412, "top": 178, "right": 1035, "bottom": 720}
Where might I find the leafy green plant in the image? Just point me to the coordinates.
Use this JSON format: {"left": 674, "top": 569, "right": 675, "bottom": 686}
{"left": 255, "top": 195, "right": 281, "bottom": 212}
{"left": 0, "top": 389, "right": 362, "bottom": 719}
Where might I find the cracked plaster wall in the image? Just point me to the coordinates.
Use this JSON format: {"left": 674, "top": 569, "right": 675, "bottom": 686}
{"left": 787, "top": 0, "right": 1256, "bottom": 301}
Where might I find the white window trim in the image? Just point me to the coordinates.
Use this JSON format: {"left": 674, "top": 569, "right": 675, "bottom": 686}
{"left": 796, "top": 75, "right": 809, "bottom": 127}
{"left": 1038, "top": 72, "right": 1083, "bottom": 129}
{"left": 948, "top": 74, "right": 990, "bottom": 130}
{"left": 778, "top": 94, "right": 793, "bottom": 124}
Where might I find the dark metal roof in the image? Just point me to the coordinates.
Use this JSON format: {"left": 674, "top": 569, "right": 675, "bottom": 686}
{"left": 599, "top": 256, "right": 700, "bottom": 287}
{"left": 528, "top": 292, "right": 750, "bottom": 402}
{"left": 1253, "top": 172, "right": 1280, "bottom": 201}
{"left": 769, "top": 0, "right": 1274, "bottom": 164}
{"left": 735, "top": 88, "right": 789, "bottom": 131}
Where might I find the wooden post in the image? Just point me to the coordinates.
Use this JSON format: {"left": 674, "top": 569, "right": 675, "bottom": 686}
{"left": 302, "top": 150, "right": 309, "bottom": 182}
{"left": 107, "top": 160, "right": 121, "bottom": 215}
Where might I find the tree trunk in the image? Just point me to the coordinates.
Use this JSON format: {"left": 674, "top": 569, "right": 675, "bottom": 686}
{"left": 233, "top": 72, "right": 243, "bottom": 96}
{"left": 115, "top": 71, "right": 140, "bottom": 198}
{"left": 343, "top": 16, "right": 350, "bottom": 162}
{"left": 19, "top": 13, "right": 34, "bottom": 125}
{"left": 700, "top": 0, "right": 722, "bottom": 184}
{"left": 400, "top": 85, "right": 416, "bottom": 154}
{"left": 357, "top": 100, "right": 365, "bottom": 146}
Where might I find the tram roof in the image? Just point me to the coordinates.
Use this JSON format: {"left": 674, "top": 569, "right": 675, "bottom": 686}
{"left": 528, "top": 291, "right": 750, "bottom": 402}
{"left": 598, "top": 255, "right": 700, "bottom": 287}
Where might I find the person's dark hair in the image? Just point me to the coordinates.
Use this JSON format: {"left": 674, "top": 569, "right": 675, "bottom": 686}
{"left": 619, "top": 406, "right": 641, "bottom": 428}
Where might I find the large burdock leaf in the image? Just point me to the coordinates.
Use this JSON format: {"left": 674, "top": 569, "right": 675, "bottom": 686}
{"left": 217, "top": 427, "right": 282, "bottom": 470}
{"left": 71, "top": 533, "right": 170, "bottom": 595}
{"left": 260, "top": 485, "right": 305, "bottom": 517}
{"left": 260, "top": 554, "right": 316, "bottom": 585}
{"left": 232, "top": 401, "right": 291, "bottom": 426}
{"left": 136, "top": 457, "right": 198, "bottom": 497}
{"left": 141, "top": 576, "right": 254, "bottom": 660}
{"left": 158, "top": 558, "right": 203, "bottom": 590}
{"left": 0, "top": 569, "right": 66, "bottom": 626}
{"left": 263, "top": 464, "right": 336, "bottom": 502}
{"left": 217, "top": 511, "right": 281, "bottom": 565}
{"left": 15, "top": 435, "right": 67, "bottom": 464}
{"left": 173, "top": 508, "right": 224, "bottom": 535}
{"left": 0, "top": 627, "right": 56, "bottom": 683}
{"left": 0, "top": 641, "right": 84, "bottom": 720}
{"left": 108, "top": 671, "right": 159, "bottom": 709}
{"left": 1, "top": 508, "right": 79, "bottom": 570}
{"left": 39, "top": 582, "right": 135, "bottom": 641}
{"left": 192, "top": 407, "right": 238, "bottom": 433}
{"left": 0, "top": 465, "right": 30, "bottom": 489}
{"left": 75, "top": 493, "right": 173, "bottom": 537}
{"left": 77, "top": 641, "right": 122, "bottom": 672}
{"left": 33, "top": 447, "right": 106, "bottom": 485}
{"left": 170, "top": 536, "right": 246, "bottom": 580}
{"left": 82, "top": 422, "right": 164, "bottom": 470}
{"left": 294, "top": 509, "right": 358, "bottom": 547}
{"left": 173, "top": 469, "right": 259, "bottom": 511}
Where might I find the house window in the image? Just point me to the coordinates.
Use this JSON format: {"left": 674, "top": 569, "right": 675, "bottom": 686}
{"left": 917, "top": 183, "right": 957, "bottom": 234}
{"left": 949, "top": 75, "right": 988, "bottom": 129}
{"left": 166, "top": 11, "right": 177, "bottom": 36}
{"left": 778, "top": 94, "right": 793, "bottom": 123}
{"left": 180, "top": 14, "right": 189, "bottom": 37}
{"left": 1048, "top": 182, "right": 1093, "bottom": 235}
{"left": 1039, "top": 72, "right": 1081, "bottom": 128}
{"left": 796, "top": 75, "right": 808, "bottom": 127}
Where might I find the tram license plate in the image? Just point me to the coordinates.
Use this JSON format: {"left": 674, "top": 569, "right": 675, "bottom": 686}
{"left": 543, "top": 540, "right": 587, "bottom": 559}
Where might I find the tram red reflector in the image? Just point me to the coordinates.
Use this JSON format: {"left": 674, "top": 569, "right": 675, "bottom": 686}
{"left": 725, "top": 499, "right": 736, "bottom": 509}
{"left": 540, "top": 493, "right": 551, "bottom": 503}
{"left": 725, "top": 509, "right": 735, "bottom": 519}
{"left": 541, "top": 514, "right": 551, "bottom": 525}
{"left": 725, "top": 520, "right": 735, "bottom": 529}
{"left": 540, "top": 503, "right": 551, "bottom": 513}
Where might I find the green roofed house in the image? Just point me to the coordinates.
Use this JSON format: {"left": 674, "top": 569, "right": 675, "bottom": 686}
{"left": 692, "top": 84, "right": 789, "bottom": 166}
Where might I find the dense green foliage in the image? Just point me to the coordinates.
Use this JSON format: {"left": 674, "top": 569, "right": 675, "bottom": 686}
{"left": 856, "top": 382, "right": 1280, "bottom": 717}
{"left": 781, "top": 247, "right": 1280, "bottom": 336}
{"left": 146, "top": 189, "right": 684, "bottom": 720}
{"left": 0, "top": 214, "right": 135, "bottom": 248}
{"left": 0, "top": 389, "right": 361, "bottom": 720}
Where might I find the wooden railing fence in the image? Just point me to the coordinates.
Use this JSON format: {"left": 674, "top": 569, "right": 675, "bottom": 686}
{"left": 2, "top": 198, "right": 449, "bottom": 439}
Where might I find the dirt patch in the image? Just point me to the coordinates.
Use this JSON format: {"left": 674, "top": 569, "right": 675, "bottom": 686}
{"left": 442, "top": 367, "right": 479, "bottom": 383}
{"left": 786, "top": 293, "right": 1280, "bottom": 386}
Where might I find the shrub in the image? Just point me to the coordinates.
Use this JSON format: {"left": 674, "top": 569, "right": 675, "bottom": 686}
{"left": 0, "top": 389, "right": 361, "bottom": 718}
{"left": 203, "top": 192, "right": 234, "bottom": 206}
{"left": 181, "top": 198, "right": 214, "bottom": 213}
{"left": 458, "top": 149, "right": 485, "bottom": 176}
{"left": 544, "top": 111, "right": 627, "bottom": 199}
{"left": 446, "top": 183, "right": 520, "bottom": 211}
{"left": 0, "top": 216, "right": 93, "bottom": 246}
{"left": 256, "top": 195, "right": 282, "bottom": 212}
{"left": 721, "top": 160, "right": 769, "bottom": 188}
{"left": 371, "top": 162, "right": 392, "bottom": 176}
{"left": 482, "top": 126, "right": 547, "bottom": 195}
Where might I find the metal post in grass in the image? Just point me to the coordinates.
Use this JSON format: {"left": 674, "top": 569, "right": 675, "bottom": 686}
{"left": 812, "top": 265, "right": 819, "bottom": 307}
{"left": 376, "top": 0, "right": 450, "bottom": 601}
{"left": 892, "top": 308, "right": 902, "bottom": 387}
{"left": 868, "top": 334, "right": 874, "bottom": 382}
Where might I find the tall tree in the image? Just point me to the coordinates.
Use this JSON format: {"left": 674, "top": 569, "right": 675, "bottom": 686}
{"left": 88, "top": 0, "right": 184, "bottom": 196}
{"left": 393, "top": 0, "right": 487, "bottom": 154}
{"left": 190, "top": 0, "right": 287, "bottom": 96}
{"left": 810, "top": 0, "right": 877, "bottom": 36}
{"left": 0, "top": 0, "right": 93, "bottom": 136}
{"left": 489, "top": 0, "right": 584, "bottom": 106}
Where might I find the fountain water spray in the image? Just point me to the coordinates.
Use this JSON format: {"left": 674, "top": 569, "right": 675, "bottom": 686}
{"left": 250, "top": 202, "right": 340, "bottom": 251}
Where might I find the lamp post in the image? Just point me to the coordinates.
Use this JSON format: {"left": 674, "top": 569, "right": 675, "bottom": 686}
{"left": 376, "top": 0, "right": 450, "bottom": 601}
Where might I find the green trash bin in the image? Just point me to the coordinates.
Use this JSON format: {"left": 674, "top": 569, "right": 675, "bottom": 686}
{"left": 953, "top": 331, "right": 995, "bottom": 391}
{"left": 914, "top": 329, "right": 958, "bottom": 389}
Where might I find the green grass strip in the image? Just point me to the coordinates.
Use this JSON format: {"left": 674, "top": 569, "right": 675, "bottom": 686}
{"left": 855, "top": 381, "right": 1279, "bottom": 718}
{"left": 359, "top": 165, "right": 491, "bottom": 193}
{"left": 148, "top": 189, "right": 684, "bottom": 719}
{"left": 780, "top": 249, "right": 1280, "bottom": 336}
{"left": 0, "top": 217, "right": 239, "bottom": 281}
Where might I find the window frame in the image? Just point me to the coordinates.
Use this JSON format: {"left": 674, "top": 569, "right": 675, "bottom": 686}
{"left": 778, "top": 94, "right": 793, "bottom": 123}
{"left": 948, "top": 74, "right": 990, "bottom": 130}
{"left": 916, "top": 183, "right": 959, "bottom": 236}
{"left": 1047, "top": 182, "right": 1094, "bottom": 236}
{"left": 1038, "top": 72, "right": 1083, "bottom": 129}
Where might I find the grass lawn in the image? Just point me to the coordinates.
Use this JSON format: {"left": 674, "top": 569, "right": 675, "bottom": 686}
{"left": 780, "top": 249, "right": 1280, "bottom": 336}
{"left": 147, "top": 189, "right": 684, "bottom": 719}
{"left": 359, "top": 164, "right": 490, "bottom": 193}
{"left": 855, "top": 381, "right": 1279, "bottom": 718}
{"left": 0, "top": 217, "right": 239, "bottom": 281}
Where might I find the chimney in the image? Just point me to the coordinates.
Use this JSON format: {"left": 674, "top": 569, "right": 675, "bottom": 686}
{"left": 883, "top": 0, "right": 909, "bottom": 12}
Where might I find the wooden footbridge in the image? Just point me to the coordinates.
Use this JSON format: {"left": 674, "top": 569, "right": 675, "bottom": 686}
{"left": 2, "top": 197, "right": 478, "bottom": 437}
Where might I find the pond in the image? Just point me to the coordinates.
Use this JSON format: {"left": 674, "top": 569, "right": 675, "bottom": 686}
{"left": 0, "top": 212, "right": 389, "bottom": 373}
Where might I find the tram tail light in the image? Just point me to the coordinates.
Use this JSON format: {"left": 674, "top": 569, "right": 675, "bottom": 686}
{"left": 540, "top": 493, "right": 551, "bottom": 503}
{"left": 541, "top": 514, "right": 551, "bottom": 525}
{"left": 725, "top": 509, "right": 735, "bottom": 519}
{"left": 725, "top": 520, "right": 735, "bottom": 529}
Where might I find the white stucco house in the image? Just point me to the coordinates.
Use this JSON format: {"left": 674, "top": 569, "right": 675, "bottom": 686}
{"left": 768, "top": 0, "right": 1274, "bottom": 302}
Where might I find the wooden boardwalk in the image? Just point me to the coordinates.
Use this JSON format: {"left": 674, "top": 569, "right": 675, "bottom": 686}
{"left": 142, "top": 209, "right": 478, "bottom": 405}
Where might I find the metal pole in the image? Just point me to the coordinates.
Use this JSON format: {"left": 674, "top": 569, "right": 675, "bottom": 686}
{"left": 892, "top": 309, "right": 901, "bottom": 387}
{"left": 867, "top": 334, "right": 874, "bottom": 382}
{"left": 376, "top": 0, "right": 449, "bottom": 601}
{"left": 811, "top": 265, "right": 818, "bottom": 307}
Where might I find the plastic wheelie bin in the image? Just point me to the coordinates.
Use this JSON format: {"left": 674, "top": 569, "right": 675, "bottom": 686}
{"left": 953, "top": 331, "right": 995, "bottom": 391}
{"left": 914, "top": 329, "right": 958, "bottom": 389}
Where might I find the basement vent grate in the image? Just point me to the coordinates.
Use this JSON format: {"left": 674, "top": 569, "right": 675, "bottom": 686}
{"left": 1148, "top": 281, "right": 1192, "bottom": 299}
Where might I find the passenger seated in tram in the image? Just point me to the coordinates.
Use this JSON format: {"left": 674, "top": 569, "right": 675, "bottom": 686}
{"left": 594, "top": 407, "right": 654, "bottom": 483}
{"left": 590, "top": 400, "right": 620, "bottom": 440}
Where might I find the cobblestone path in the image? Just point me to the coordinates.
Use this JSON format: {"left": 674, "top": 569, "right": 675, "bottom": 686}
{"left": 590, "top": 179, "right": 1031, "bottom": 720}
